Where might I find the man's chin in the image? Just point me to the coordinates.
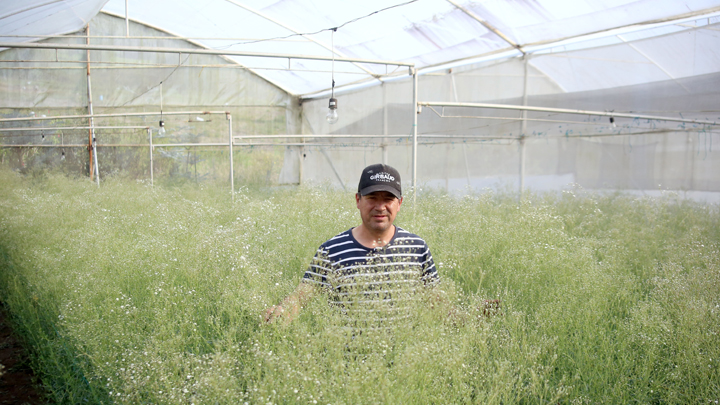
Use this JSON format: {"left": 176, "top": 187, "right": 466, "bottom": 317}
{"left": 368, "top": 222, "right": 391, "bottom": 232}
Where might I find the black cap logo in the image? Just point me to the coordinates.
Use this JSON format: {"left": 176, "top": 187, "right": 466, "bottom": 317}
{"left": 358, "top": 164, "right": 401, "bottom": 199}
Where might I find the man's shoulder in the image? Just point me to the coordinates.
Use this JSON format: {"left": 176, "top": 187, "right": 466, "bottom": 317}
{"left": 392, "top": 227, "right": 429, "bottom": 246}
{"left": 319, "top": 228, "right": 354, "bottom": 249}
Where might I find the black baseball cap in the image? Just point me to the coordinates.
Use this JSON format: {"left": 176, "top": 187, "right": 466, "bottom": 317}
{"left": 357, "top": 163, "right": 402, "bottom": 199}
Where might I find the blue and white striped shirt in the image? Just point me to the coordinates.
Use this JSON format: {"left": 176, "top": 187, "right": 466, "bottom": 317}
{"left": 303, "top": 226, "right": 438, "bottom": 324}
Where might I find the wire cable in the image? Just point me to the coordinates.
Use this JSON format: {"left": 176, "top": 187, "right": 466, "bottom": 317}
{"left": 214, "top": 0, "right": 419, "bottom": 48}
{"left": 120, "top": 54, "right": 190, "bottom": 107}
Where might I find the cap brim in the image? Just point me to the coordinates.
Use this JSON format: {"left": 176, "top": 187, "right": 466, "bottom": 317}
{"left": 359, "top": 184, "right": 401, "bottom": 199}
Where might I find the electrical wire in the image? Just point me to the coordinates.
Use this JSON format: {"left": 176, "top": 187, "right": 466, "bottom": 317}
{"left": 116, "top": 2, "right": 420, "bottom": 108}
{"left": 120, "top": 54, "right": 190, "bottom": 107}
{"left": 214, "top": 0, "right": 419, "bottom": 48}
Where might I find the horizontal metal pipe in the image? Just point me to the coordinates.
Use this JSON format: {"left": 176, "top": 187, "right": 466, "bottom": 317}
{"left": 234, "top": 134, "right": 409, "bottom": 139}
{"left": 0, "top": 62, "right": 369, "bottom": 75}
{"left": 0, "top": 143, "right": 262, "bottom": 148}
{"left": 0, "top": 126, "right": 150, "bottom": 132}
{"left": 1, "top": 34, "right": 311, "bottom": 42}
{"left": 447, "top": 0, "right": 522, "bottom": 53}
{"left": 11, "top": 130, "right": 683, "bottom": 149}
{"left": 233, "top": 140, "right": 515, "bottom": 146}
{"left": 0, "top": 139, "right": 511, "bottom": 148}
{"left": 234, "top": 134, "right": 519, "bottom": 140}
{"left": 0, "top": 144, "right": 146, "bottom": 148}
{"left": 419, "top": 101, "right": 719, "bottom": 126}
{"left": 0, "top": 41, "right": 413, "bottom": 67}
{"left": 233, "top": 142, "right": 400, "bottom": 147}
{"left": 0, "top": 111, "right": 228, "bottom": 123}
{"left": 416, "top": 134, "right": 521, "bottom": 139}
{"left": 546, "top": 128, "right": 713, "bottom": 138}
{"left": 5, "top": 126, "right": 699, "bottom": 149}
{"left": 152, "top": 143, "right": 228, "bottom": 147}
{"left": 10, "top": 128, "right": 692, "bottom": 148}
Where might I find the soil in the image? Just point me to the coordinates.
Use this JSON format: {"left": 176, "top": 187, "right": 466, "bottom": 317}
{"left": 0, "top": 304, "right": 47, "bottom": 405}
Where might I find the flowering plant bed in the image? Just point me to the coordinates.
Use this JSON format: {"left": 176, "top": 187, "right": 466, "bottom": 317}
{"left": 0, "top": 169, "right": 718, "bottom": 404}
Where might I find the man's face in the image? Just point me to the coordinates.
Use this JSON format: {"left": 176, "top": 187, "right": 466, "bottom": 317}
{"left": 356, "top": 191, "right": 403, "bottom": 234}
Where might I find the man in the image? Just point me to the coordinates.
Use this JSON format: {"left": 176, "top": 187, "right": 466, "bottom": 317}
{"left": 264, "top": 163, "right": 438, "bottom": 325}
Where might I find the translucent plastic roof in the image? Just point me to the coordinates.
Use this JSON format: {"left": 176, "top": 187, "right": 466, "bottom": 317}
{"left": 0, "top": 0, "right": 109, "bottom": 42}
{"left": 3, "top": 0, "right": 720, "bottom": 96}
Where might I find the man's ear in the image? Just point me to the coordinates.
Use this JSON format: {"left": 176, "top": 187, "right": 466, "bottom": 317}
{"left": 355, "top": 193, "right": 361, "bottom": 204}
{"left": 398, "top": 196, "right": 403, "bottom": 207}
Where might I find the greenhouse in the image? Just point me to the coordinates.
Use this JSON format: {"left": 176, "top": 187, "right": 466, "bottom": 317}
{"left": 1, "top": 0, "right": 718, "bottom": 197}
{"left": 1, "top": 1, "right": 719, "bottom": 404}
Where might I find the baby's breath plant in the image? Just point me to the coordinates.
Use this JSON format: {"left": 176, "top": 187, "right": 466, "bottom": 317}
{"left": 0, "top": 168, "right": 718, "bottom": 404}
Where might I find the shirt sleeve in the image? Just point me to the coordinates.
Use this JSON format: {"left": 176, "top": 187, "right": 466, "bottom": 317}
{"left": 302, "top": 246, "right": 333, "bottom": 289}
{"left": 419, "top": 244, "right": 439, "bottom": 286}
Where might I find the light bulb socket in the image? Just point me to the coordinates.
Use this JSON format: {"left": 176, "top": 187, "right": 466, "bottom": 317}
{"left": 328, "top": 98, "right": 337, "bottom": 110}
{"left": 159, "top": 120, "right": 165, "bottom": 128}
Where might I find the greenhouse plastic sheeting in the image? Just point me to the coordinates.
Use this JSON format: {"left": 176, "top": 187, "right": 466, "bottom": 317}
{"left": 3, "top": 0, "right": 720, "bottom": 96}
{"left": 94, "top": 0, "right": 720, "bottom": 96}
{"left": 0, "top": 0, "right": 109, "bottom": 44}
{"left": 0, "top": 14, "right": 294, "bottom": 111}
{"left": 288, "top": 48, "right": 720, "bottom": 197}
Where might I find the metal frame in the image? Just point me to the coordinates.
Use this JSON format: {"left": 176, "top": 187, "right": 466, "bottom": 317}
{"left": 0, "top": 40, "right": 419, "bottom": 197}
{"left": 0, "top": 111, "right": 233, "bottom": 191}
{"left": 418, "top": 102, "right": 719, "bottom": 126}
{"left": 0, "top": 42, "right": 413, "bottom": 70}
{"left": 416, "top": 100, "right": 720, "bottom": 196}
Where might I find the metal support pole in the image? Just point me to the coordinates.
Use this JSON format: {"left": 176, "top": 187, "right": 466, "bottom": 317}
{"left": 519, "top": 55, "right": 529, "bottom": 197}
{"left": 518, "top": 137, "right": 526, "bottom": 196}
{"left": 92, "top": 127, "right": 100, "bottom": 186}
{"left": 125, "top": 0, "right": 130, "bottom": 37}
{"left": 321, "top": 149, "right": 346, "bottom": 190}
{"left": 412, "top": 68, "right": 418, "bottom": 207}
{"left": 228, "top": 113, "right": 234, "bottom": 199}
{"left": 382, "top": 83, "right": 388, "bottom": 164}
{"left": 86, "top": 25, "right": 99, "bottom": 186}
{"left": 148, "top": 128, "right": 154, "bottom": 187}
{"left": 462, "top": 143, "right": 471, "bottom": 186}
{"left": 299, "top": 145, "right": 304, "bottom": 185}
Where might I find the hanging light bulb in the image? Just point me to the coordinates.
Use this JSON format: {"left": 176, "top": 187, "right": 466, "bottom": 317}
{"left": 325, "top": 27, "right": 339, "bottom": 125}
{"left": 158, "top": 81, "right": 166, "bottom": 134}
{"left": 326, "top": 97, "right": 338, "bottom": 124}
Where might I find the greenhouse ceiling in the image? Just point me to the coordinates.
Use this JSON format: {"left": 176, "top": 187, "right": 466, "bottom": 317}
{"left": 2, "top": 0, "right": 720, "bottom": 97}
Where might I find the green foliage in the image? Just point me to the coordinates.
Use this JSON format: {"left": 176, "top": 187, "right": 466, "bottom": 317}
{"left": 0, "top": 169, "right": 718, "bottom": 404}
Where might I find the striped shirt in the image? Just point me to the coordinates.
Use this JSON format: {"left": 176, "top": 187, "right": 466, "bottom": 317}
{"left": 303, "top": 226, "right": 438, "bottom": 327}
